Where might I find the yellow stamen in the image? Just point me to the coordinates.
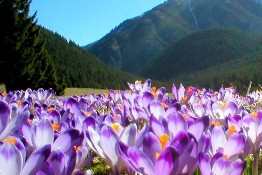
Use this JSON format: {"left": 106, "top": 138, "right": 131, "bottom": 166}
{"left": 161, "top": 102, "right": 168, "bottom": 108}
{"left": 228, "top": 125, "right": 235, "bottom": 137}
{"left": 111, "top": 123, "right": 120, "bottom": 132}
{"left": 158, "top": 133, "right": 169, "bottom": 150}
{"left": 138, "top": 80, "right": 142, "bottom": 84}
{"left": 47, "top": 107, "right": 54, "bottom": 113}
{"left": 3, "top": 138, "right": 17, "bottom": 144}
{"left": 252, "top": 112, "right": 258, "bottom": 118}
{"left": 199, "top": 100, "right": 203, "bottom": 105}
{"left": 220, "top": 102, "right": 227, "bottom": 109}
{"left": 52, "top": 123, "right": 60, "bottom": 131}
{"left": 213, "top": 122, "right": 221, "bottom": 126}
{"left": 155, "top": 152, "right": 160, "bottom": 160}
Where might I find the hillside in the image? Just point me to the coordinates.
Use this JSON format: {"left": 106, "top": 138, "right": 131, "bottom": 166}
{"left": 142, "top": 28, "right": 262, "bottom": 80}
{"left": 40, "top": 28, "right": 139, "bottom": 89}
{"left": 170, "top": 49, "right": 262, "bottom": 94}
{"left": 87, "top": 0, "right": 262, "bottom": 74}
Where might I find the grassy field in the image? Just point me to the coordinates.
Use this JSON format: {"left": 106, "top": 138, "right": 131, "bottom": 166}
{"left": 64, "top": 88, "right": 108, "bottom": 96}
{"left": 0, "top": 85, "right": 109, "bottom": 96}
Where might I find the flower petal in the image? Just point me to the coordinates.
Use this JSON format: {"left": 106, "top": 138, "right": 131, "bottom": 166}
{"left": 20, "top": 144, "right": 51, "bottom": 175}
{"left": 53, "top": 129, "right": 83, "bottom": 152}
{"left": 35, "top": 119, "right": 54, "bottom": 147}
{"left": 0, "top": 110, "right": 30, "bottom": 141}
{"left": 0, "top": 143, "right": 23, "bottom": 175}
{"left": 198, "top": 152, "right": 211, "bottom": 175}
{"left": 212, "top": 157, "right": 230, "bottom": 175}
{"left": 155, "top": 146, "right": 179, "bottom": 175}
{"left": 100, "top": 125, "right": 119, "bottom": 167}
{"left": 0, "top": 100, "right": 10, "bottom": 133}
{"left": 127, "top": 147, "right": 155, "bottom": 175}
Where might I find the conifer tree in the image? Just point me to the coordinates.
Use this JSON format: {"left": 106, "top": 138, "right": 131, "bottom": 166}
{"left": 0, "top": 0, "right": 65, "bottom": 95}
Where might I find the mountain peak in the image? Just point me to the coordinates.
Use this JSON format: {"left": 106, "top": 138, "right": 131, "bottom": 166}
{"left": 88, "top": 0, "right": 262, "bottom": 74}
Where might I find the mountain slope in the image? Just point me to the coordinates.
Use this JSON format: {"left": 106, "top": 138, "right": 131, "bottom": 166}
{"left": 40, "top": 28, "right": 139, "bottom": 89}
{"left": 142, "top": 28, "right": 262, "bottom": 80}
{"left": 87, "top": 0, "right": 262, "bottom": 74}
{"left": 171, "top": 49, "right": 262, "bottom": 94}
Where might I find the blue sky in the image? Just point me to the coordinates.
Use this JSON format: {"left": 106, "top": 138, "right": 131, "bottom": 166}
{"left": 29, "top": 0, "right": 167, "bottom": 46}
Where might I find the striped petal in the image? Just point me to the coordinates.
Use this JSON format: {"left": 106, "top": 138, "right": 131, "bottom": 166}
{"left": 0, "top": 110, "right": 30, "bottom": 141}
{"left": 100, "top": 125, "right": 119, "bottom": 167}
{"left": 0, "top": 143, "right": 23, "bottom": 175}
{"left": 0, "top": 100, "right": 10, "bottom": 133}
{"left": 155, "top": 146, "right": 179, "bottom": 175}
{"left": 53, "top": 129, "right": 83, "bottom": 152}
{"left": 127, "top": 147, "right": 155, "bottom": 175}
{"left": 35, "top": 119, "right": 54, "bottom": 147}
{"left": 20, "top": 144, "right": 51, "bottom": 175}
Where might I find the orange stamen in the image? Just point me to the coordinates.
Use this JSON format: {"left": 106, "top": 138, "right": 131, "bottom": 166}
{"left": 158, "top": 133, "right": 169, "bottom": 150}
{"left": 1, "top": 92, "right": 7, "bottom": 97}
{"left": 182, "top": 97, "right": 187, "bottom": 104}
{"left": 3, "top": 138, "right": 17, "bottom": 144}
{"left": 85, "top": 111, "right": 92, "bottom": 116}
{"left": 252, "top": 112, "right": 258, "bottom": 118}
{"left": 213, "top": 122, "right": 221, "bottom": 126}
{"left": 16, "top": 100, "right": 22, "bottom": 106}
{"left": 161, "top": 102, "right": 168, "bottom": 108}
{"left": 187, "top": 87, "right": 193, "bottom": 94}
{"left": 114, "top": 114, "right": 119, "bottom": 120}
{"left": 182, "top": 114, "right": 188, "bottom": 120}
{"left": 47, "top": 107, "right": 54, "bottom": 113}
{"left": 74, "top": 146, "right": 81, "bottom": 151}
{"left": 228, "top": 125, "right": 235, "bottom": 137}
{"left": 28, "top": 119, "right": 33, "bottom": 124}
{"left": 223, "top": 154, "right": 228, "bottom": 158}
{"left": 52, "top": 123, "right": 60, "bottom": 131}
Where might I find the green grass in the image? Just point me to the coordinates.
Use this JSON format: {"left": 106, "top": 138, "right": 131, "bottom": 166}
{"left": 64, "top": 88, "right": 108, "bottom": 96}
{"left": 0, "top": 85, "right": 109, "bottom": 96}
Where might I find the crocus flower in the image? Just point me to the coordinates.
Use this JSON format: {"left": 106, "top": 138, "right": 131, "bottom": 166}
{"left": 199, "top": 152, "right": 246, "bottom": 175}
{"left": 0, "top": 141, "right": 51, "bottom": 175}
{"left": 0, "top": 100, "right": 29, "bottom": 141}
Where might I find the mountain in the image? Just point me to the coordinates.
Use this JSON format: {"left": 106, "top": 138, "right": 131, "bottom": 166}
{"left": 142, "top": 28, "right": 262, "bottom": 80}
{"left": 39, "top": 28, "right": 140, "bottom": 89}
{"left": 171, "top": 49, "right": 262, "bottom": 94}
{"left": 87, "top": 0, "right": 262, "bottom": 74}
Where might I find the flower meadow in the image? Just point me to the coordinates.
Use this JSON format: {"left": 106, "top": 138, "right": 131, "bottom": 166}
{"left": 0, "top": 79, "right": 262, "bottom": 175}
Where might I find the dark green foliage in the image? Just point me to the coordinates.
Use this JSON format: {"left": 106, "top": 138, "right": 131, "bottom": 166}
{"left": 39, "top": 28, "right": 140, "bottom": 89}
{"left": 143, "top": 28, "right": 262, "bottom": 80}
{"left": 87, "top": 0, "right": 262, "bottom": 74}
{"left": 170, "top": 49, "right": 262, "bottom": 95}
{"left": 0, "top": 0, "right": 65, "bottom": 95}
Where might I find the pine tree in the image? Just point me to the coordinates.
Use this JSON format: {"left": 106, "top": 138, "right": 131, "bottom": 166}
{"left": 0, "top": 0, "right": 65, "bottom": 95}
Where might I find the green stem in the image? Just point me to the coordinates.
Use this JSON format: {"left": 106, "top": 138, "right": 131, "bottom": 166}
{"left": 252, "top": 149, "right": 259, "bottom": 175}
